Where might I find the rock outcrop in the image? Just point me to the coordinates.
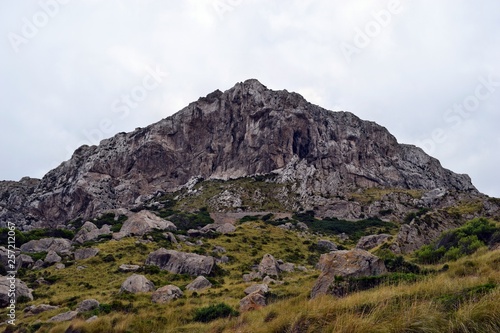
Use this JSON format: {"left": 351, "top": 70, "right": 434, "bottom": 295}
{"left": 311, "top": 249, "right": 387, "bottom": 298}
{"left": 186, "top": 276, "right": 212, "bottom": 291}
{"left": 20, "top": 238, "right": 72, "bottom": 254}
{"left": 151, "top": 285, "right": 183, "bottom": 303}
{"left": 120, "top": 274, "right": 155, "bottom": 294}
{"left": 114, "top": 210, "right": 176, "bottom": 239}
{"left": 74, "top": 248, "right": 100, "bottom": 261}
{"left": 72, "top": 222, "right": 111, "bottom": 244}
{"left": 145, "top": 249, "right": 215, "bottom": 276}
{"left": 356, "top": 234, "right": 392, "bottom": 251}
{"left": 0, "top": 277, "right": 33, "bottom": 307}
{"left": 0, "top": 79, "right": 484, "bottom": 230}
{"left": 258, "top": 254, "right": 280, "bottom": 278}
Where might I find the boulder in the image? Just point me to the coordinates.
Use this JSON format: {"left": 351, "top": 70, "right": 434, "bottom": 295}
{"left": 16, "top": 254, "right": 34, "bottom": 270}
{"left": 44, "top": 250, "right": 62, "bottom": 264}
{"left": 243, "top": 271, "right": 262, "bottom": 282}
{"left": 24, "top": 304, "right": 59, "bottom": 316}
{"left": 20, "top": 238, "right": 72, "bottom": 254}
{"left": 244, "top": 284, "right": 269, "bottom": 295}
{"left": 239, "top": 291, "right": 266, "bottom": 312}
{"left": 72, "top": 222, "right": 111, "bottom": 244}
{"left": 119, "top": 264, "right": 141, "bottom": 272}
{"left": 120, "top": 274, "right": 155, "bottom": 294}
{"left": 165, "top": 232, "right": 178, "bottom": 244}
{"left": 49, "top": 311, "right": 78, "bottom": 322}
{"left": 186, "top": 276, "right": 212, "bottom": 291}
{"left": 258, "top": 254, "right": 280, "bottom": 278}
{"left": 356, "top": 234, "right": 392, "bottom": 251}
{"left": 86, "top": 315, "right": 98, "bottom": 323}
{"left": 311, "top": 249, "right": 387, "bottom": 298}
{"left": 201, "top": 223, "right": 236, "bottom": 234}
{"left": 55, "top": 263, "right": 65, "bottom": 270}
{"left": 32, "top": 259, "right": 45, "bottom": 270}
{"left": 0, "top": 276, "right": 33, "bottom": 307}
{"left": 145, "top": 248, "right": 215, "bottom": 276}
{"left": 317, "top": 240, "right": 338, "bottom": 252}
{"left": 151, "top": 285, "right": 183, "bottom": 303}
{"left": 76, "top": 299, "right": 100, "bottom": 313}
{"left": 74, "top": 248, "right": 100, "bottom": 261}
{"left": 114, "top": 210, "right": 176, "bottom": 239}
{"left": 213, "top": 245, "right": 227, "bottom": 253}
{"left": 278, "top": 262, "right": 295, "bottom": 273}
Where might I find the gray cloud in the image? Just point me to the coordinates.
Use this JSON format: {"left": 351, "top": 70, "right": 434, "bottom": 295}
{"left": 1, "top": 0, "right": 499, "bottom": 197}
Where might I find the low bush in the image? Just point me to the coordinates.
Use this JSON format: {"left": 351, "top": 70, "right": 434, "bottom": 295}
{"left": 193, "top": 303, "right": 239, "bottom": 323}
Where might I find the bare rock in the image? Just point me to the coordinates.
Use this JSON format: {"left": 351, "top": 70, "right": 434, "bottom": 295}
{"left": 258, "top": 254, "right": 280, "bottom": 278}
{"left": 72, "top": 222, "right": 111, "bottom": 244}
{"left": 120, "top": 274, "right": 155, "bottom": 294}
{"left": 317, "top": 239, "right": 338, "bottom": 252}
{"left": 74, "top": 248, "right": 100, "bottom": 261}
{"left": 186, "top": 276, "right": 212, "bottom": 291}
{"left": 55, "top": 263, "right": 65, "bottom": 270}
{"left": 32, "top": 259, "right": 44, "bottom": 270}
{"left": 76, "top": 299, "right": 100, "bottom": 313}
{"left": 20, "top": 238, "right": 72, "bottom": 254}
{"left": 356, "top": 234, "right": 392, "bottom": 251}
{"left": 278, "top": 262, "right": 295, "bottom": 273}
{"left": 151, "top": 285, "right": 183, "bottom": 303}
{"left": 311, "top": 249, "right": 387, "bottom": 298}
{"left": 49, "top": 311, "right": 78, "bottom": 322}
{"left": 86, "top": 315, "right": 98, "bottom": 323}
{"left": 0, "top": 277, "right": 33, "bottom": 307}
{"left": 119, "top": 264, "right": 140, "bottom": 272}
{"left": 24, "top": 304, "right": 59, "bottom": 316}
{"left": 114, "top": 210, "right": 176, "bottom": 239}
{"left": 16, "top": 254, "right": 34, "bottom": 270}
{"left": 243, "top": 271, "right": 262, "bottom": 282}
{"left": 244, "top": 284, "right": 269, "bottom": 295}
{"left": 145, "top": 248, "right": 215, "bottom": 276}
{"left": 44, "top": 250, "right": 62, "bottom": 264}
{"left": 201, "top": 223, "right": 236, "bottom": 234}
{"left": 239, "top": 291, "right": 267, "bottom": 312}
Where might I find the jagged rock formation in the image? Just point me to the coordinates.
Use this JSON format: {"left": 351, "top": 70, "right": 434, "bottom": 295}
{"left": 0, "top": 79, "right": 485, "bottom": 230}
{"left": 145, "top": 249, "right": 215, "bottom": 276}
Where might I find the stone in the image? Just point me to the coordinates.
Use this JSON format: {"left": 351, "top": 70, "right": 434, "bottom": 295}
{"left": 76, "top": 299, "right": 100, "bottom": 313}
{"left": 74, "top": 248, "right": 100, "bottom": 260}
{"left": 262, "top": 276, "right": 277, "bottom": 285}
{"left": 244, "top": 284, "right": 269, "bottom": 295}
{"left": 296, "top": 222, "right": 309, "bottom": 230}
{"left": 120, "top": 274, "right": 155, "bottom": 294}
{"left": 24, "top": 304, "right": 59, "bottom": 316}
{"left": 145, "top": 248, "right": 215, "bottom": 276}
{"left": 165, "top": 232, "right": 178, "bottom": 244}
{"left": 86, "top": 315, "right": 98, "bottom": 323}
{"left": 72, "top": 222, "right": 111, "bottom": 244}
{"left": 20, "top": 238, "right": 72, "bottom": 254}
{"left": 32, "top": 259, "right": 45, "bottom": 270}
{"left": 49, "top": 311, "right": 78, "bottom": 322}
{"left": 317, "top": 239, "right": 338, "bottom": 252}
{"left": 311, "top": 249, "right": 387, "bottom": 298}
{"left": 278, "top": 262, "right": 295, "bottom": 273}
{"left": 55, "top": 263, "right": 65, "bottom": 270}
{"left": 77, "top": 266, "right": 86, "bottom": 270}
{"left": 44, "top": 250, "right": 62, "bottom": 264}
{"left": 119, "top": 264, "right": 140, "bottom": 272}
{"left": 356, "top": 234, "right": 392, "bottom": 251}
{"left": 239, "top": 291, "right": 267, "bottom": 312}
{"left": 16, "top": 254, "right": 34, "bottom": 270}
{"left": 0, "top": 277, "right": 33, "bottom": 307}
{"left": 151, "top": 285, "right": 183, "bottom": 303}
{"left": 258, "top": 254, "right": 280, "bottom": 278}
{"left": 243, "top": 271, "right": 262, "bottom": 282}
{"left": 114, "top": 210, "right": 176, "bottom": 239}
{"left": 213, "top": 245, "right": 227, "bottom": 253}
{"left": 186, "top": 276, "right": 212, "bottom": 291}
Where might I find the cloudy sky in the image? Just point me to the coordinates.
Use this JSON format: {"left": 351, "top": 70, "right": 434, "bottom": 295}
{"left": 1, "top": 0, "right": 499, "bottom": 197}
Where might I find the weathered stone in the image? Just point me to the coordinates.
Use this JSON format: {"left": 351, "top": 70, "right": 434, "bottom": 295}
{"left": 243, "top": 272, "right": 262, "bottom": 282}
{"left": 16, "top": 254, "right": 34, "bottom": 270}
{"left": 24, "top": 304, "right": 59, "bottom": 316}
{"left": 356, "top": 234, "right": 392, "bottom": 251}
{"left": 86, "top": 315, "right": 98, "bottom": 323}
{"left": 55, "top": 263, "right": 65, "bottom": 270}
{"left": 278, "top": 262, "right": 295, "bottom": 273}
{"left": 76, "top": 299, "right": 100, "bottom": 313}
{"left": 317, "top": 239, "right": 338, "bottom": 252}
{"left": 151, "top": 285, "right": 183, "bottom": 303}
{"left": 0, "top": 277, "right": 33, "bottom": 307}
{"left": 72, "top": 222, "right": 111, "bottom": 244}
{"left": 32, "top": 259, "right": 45, "bottom": 270}
{"left": 119, "top": 264, "right": 141, "bottom": 272}
{"left": 120, "top": 274, "right": 155, "bottom": 294}
{"left": 239, "top": 291, "right": 267, "bottom": 312}
{"left": 296, "top": 222, "right": 309, "bottom": 230}
{"left": 244, "top": 284, "right": 269, "bottom": 295}
{"left": 311, "top": 249, "right": 387, "bottom": 298}
{"left": 20, "top": 238, "right": 72, "bottom": 254}
{"left": 165, "top": 232, "right": 178, "bottom": 244}
{"left": 213, "top": 245, "right": 226, "bottom": 253}
{"left": 258, "top": 254, "right": 280, "bottom": 278}
{"left": 74, "top": 248, "right": 100, "bottom": 261}
{"left": 44, "top": 250, "right": 62, "bottom": 264}
{"left": 145, "top": 248, "right": 215, "bottom": 276}
{"left": 186, "top": 276, "right": 212, "bottom": 291}
{"left": 201, "top": 223, "right": 236, "bottom": 234}
{"left": 114, "top": 210, "right": 176, "bottom": 239}
{"left": 49, "top": 311, "right": 78, "bottom": 322}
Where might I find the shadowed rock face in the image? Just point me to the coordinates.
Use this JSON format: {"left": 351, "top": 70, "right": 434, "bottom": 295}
{"left": 0, "top": 79, "right": 479, "bottom": 229}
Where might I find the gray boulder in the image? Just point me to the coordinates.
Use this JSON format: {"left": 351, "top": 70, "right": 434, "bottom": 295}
{"left": 0, "top": 277, "right": 33, "bottom": 307}
{"left": 317, "top": 239, "right": 338, "bottom": 252}
{"left": 16, "top": 254, "right": 34, "bottom": 270}
{"left": 278, "top": 262, "right": 295, "bottom": 273}
{"left": 258, "top": 254, "right": 280, "bottom": 278}
{"left": 151, "top": 285, "right": 183, "bottom": 303}
{"left": 243, "top": 271, "right": 262, "bottom": 282}
{"left": 114, "top": 210, "right": 176, "bottom": 239}
{"left": 20, "top": 238, "right": 72, "bottom": 254}
{"left": 72, "top": 222, "right": 111, "bottom": 244}
{"left": 44, "top": 250, "right": 62, "bottom": 264}
{"left": 74, "top": 248, "right": 100, "bottom": 261}
{"left": 145, "top": 248, "right": 215, "bottom": 276}
{"left": 244, "top": 284, "right": 269, "bottom": 295}
{"left": 201, "top": 223, "right": 236, "bottom": 234}
{"left": 55, "top": 263, "right": 65, "bottom": 270}
{"left": 186, "top": 276, "right": 212, "bottom": 291}
{"left": 119, "top": 264, "right": 141, "bottom": 272}
{"left": 239, "top": 291, "right": 266, "bottom": 312}
{"left": 24, "top": 304, "right": 59, "bottom": 316}
{"left": 76, "top": 299, "right": 100, "bottom": 313}
{"left": 49, "top": 311, "right": 78, "bottom": 322}
{"left": 120, "top": 274, "right": 155, "bottom": 294}
{"left": 356, "top": 234, "right": 392, "bottom": 251}
{"left": 32, "top": 259, "right": 45, "bottom": 270}
{"left": 311, "top": 249, "right": 387, "bottom": 298}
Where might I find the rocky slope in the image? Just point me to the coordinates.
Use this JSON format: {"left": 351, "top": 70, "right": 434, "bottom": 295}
{"left": 0, "top": 79, "right": 490, "bottom": 230}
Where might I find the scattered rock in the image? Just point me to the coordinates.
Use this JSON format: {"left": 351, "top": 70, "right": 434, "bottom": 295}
{"left": 120, "top": 274, "right": 155, "bottom": 294}
{"left": 72, "top": 221, "right": 111, "bottom": 244}
{"left": 262, "top": 276, "right": 277, "bottom": 285}
{"left": 356, "top": 234, "right": 392, "bottom": 251}
{"left": 0, "top": 277, "right": 33, "bottom": 307}
{"left": 86, "top": 315, "right": 98, "bottom": 323}
{"left": 311, "top": 249, "right": 387, "bottom": 298}
{"left": 119, "top": 264, "right": 141, "bottom": 272}
{"left": 244, "top": 284, "right": 269, "bottom": 295}
{"left": 16, "top": 254, "right": 34, "bottom": 270}
{"left": 76, "top": 299, "right": 100, "bottom": 313}
{"left": 32, "top": 259, "right": 45, "bottom": 270}
{"left": 278, "top": 262, "right": 295, "bottom": 273}
{"left": 165, "top": 232, "right": 178, "bottom": 244}
{"left": 24, "top": 304, "right": 59, "bottom": 316}
{"left": 44, "top": 250, "right": 62, "bottom": 264}
{"left": 74, "top": 248, "right": 100, "bottom": 261}
{"left": 213, "top": 245, "right": 227, "bottom": 253}
{"left": 258, "top": 254, "right": 280, "bottom": 278}
{"left": 49, "top": 311, "right": 78, "bottom": 322}
{"left": 114, "top": 210, "right": 176, "bottom": 239}
{"left": 145, "top": 248, "right": 215, "bottom": 276}
{"left": 55, "top": 263, "right": 65, "bottom": 270}
{"left": 243, "top": 272, "right": 262, "bottom": 282}
{"left": 20, "top": 238, "right": 72, "bottom": 254}
{"left": 151, "top": 285, "right": 183, "bottom": 304}
{"left": 317, "top": 239, "right": 338, "bottom": 252}
{"left": 296, "top": 222, "right": 309, "bottom": 230}
{"left": 239, "top": 291, "right": 267, "bottom": 312}
{"left": 186, "top": 276, "right": 212, "bottom": 291}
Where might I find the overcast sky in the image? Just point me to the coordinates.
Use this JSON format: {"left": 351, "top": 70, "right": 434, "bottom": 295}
{"left": 1, "top": 0, "right": 499, "bottom": 197}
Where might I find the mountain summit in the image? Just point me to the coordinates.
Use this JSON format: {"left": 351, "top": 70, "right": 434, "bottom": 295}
{"left": 0, "top": 79, "right": 488, "bottom": 230}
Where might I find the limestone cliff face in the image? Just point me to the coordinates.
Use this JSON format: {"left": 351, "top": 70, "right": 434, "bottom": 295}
{"left": 0, "top": 79, "right": 480, "bottom": 229}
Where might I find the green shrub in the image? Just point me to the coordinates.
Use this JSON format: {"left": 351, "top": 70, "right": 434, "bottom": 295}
{"left": 193, "top": 303, "right": 239, "bottom": 322}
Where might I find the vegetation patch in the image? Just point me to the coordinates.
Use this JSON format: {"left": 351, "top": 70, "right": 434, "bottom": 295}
{"left": 193, "top": 303, "right": 239, "bottom": 322}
